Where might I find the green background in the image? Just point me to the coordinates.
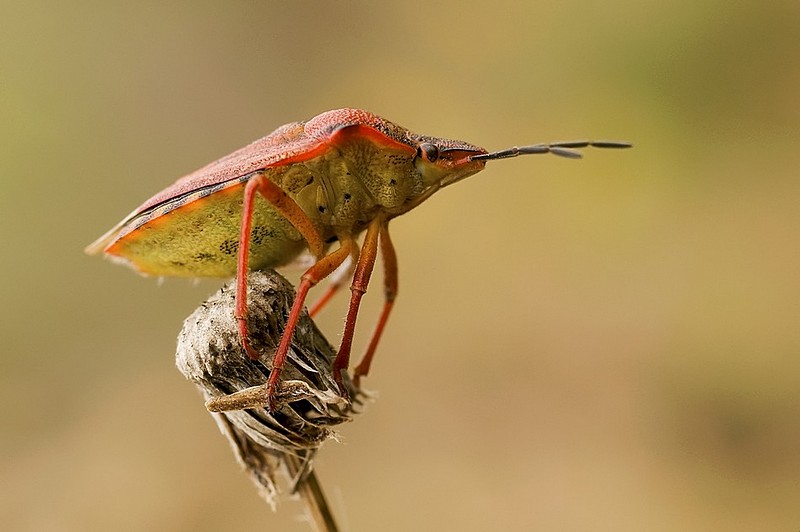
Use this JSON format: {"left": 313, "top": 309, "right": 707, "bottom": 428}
{"left": 2, "top": 1, "right": 799, "bottom": 530}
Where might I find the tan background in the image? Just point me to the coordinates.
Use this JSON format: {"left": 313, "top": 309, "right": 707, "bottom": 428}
{"left": 2, "top": 1, "right": 799, "bottom": 530}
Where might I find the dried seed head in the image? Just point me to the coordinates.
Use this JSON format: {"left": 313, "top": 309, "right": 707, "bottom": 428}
{"left": 175, "top": 270, "right": 359, "bottom": 509}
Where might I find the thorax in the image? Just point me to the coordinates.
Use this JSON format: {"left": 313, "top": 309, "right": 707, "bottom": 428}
{"left": 269, "top": 142, "right": 427, "bottom": 238}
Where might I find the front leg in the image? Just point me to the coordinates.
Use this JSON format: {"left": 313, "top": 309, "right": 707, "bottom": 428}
{"left": 234, "top": 172, "right": 343, "bottom": 409}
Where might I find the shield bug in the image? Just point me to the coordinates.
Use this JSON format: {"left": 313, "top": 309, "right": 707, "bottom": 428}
{"left": 86, "top": 108, "right": 630, "bottom": 408}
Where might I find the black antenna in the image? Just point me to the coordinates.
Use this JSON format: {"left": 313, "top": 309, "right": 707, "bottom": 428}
{"left": 470, "top": 140, "right": 632, "bottom": 161}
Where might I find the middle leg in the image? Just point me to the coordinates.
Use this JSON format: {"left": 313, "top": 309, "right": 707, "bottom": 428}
{"left": 331, "top": 217, "right": 382, "bottom": 393}
{"left": 353, "top": 221, "right": 397, "bottom": 387}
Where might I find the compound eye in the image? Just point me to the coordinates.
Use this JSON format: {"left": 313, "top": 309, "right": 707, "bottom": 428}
{"left": 417, "top": 142, "right": 439, "bottom": 163}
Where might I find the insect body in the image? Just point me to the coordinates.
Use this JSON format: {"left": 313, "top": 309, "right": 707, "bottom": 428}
{"left": 87, "top": 108, "right": 630, "bottom": 408}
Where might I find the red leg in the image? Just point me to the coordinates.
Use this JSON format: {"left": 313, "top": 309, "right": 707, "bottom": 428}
{"left": 308, "top": 253, "right": 355, "bottom": 317}
{"left": 265, "top": 238, "right": 354, "bottom": 408}
{"left": 354, "top": 221, "right": 397, "bottom": 387}
{"left": 332, "top": 218, "right": 381, "bottom": 394}
{"left": 236, "top": 173, "right": 328, "bottom": 358}
{"left": 252, "top": 173, "right": 325, "bottom": 259}
{"left": 235, "top": 176, "right": 263, "bottom": 361}
{"left": 233, "top": 172, "right": 340, "bottom": 409}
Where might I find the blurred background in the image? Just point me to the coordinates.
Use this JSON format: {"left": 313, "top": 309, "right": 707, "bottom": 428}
{"left": 2, "top": 1, "right": 799, "bottom": 530}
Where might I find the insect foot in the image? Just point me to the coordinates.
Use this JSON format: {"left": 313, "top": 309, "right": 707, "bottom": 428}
{"left": 176, "top": 270, "right": 363, "bottom": 519}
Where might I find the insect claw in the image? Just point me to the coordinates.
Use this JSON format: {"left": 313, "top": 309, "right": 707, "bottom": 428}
{"left": 267, "top": 396, "right": 279, "bottom": 413}
{"left": 265, "top": 381, "right": 280, "bottom": 412}
{"left": 334, "top": 370, "right": 351, "bottom": 400}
